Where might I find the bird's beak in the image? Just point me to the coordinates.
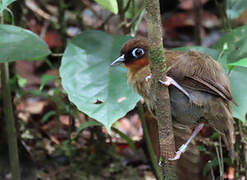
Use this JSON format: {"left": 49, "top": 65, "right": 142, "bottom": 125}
{"left": 110, "top": 54, "right": 125, "bottom": 66}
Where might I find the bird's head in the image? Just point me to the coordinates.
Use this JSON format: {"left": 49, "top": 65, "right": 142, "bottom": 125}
{"left": 111, "top": 39, "right": 149, "bottom": 70}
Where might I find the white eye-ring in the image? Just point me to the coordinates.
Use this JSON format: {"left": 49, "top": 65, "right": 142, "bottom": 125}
{"left": 132, "top": 48, "right": 144, "bottom": 58}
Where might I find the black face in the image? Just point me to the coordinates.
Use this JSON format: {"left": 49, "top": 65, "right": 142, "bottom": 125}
{"left": 122, "top": 47, "right": 145, "bottom": 64}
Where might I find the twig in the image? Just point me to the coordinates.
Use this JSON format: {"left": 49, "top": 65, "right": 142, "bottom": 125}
{"left": 40, "top": 20, "right": 49, "bottom": 39}
{"left": 122, "top": 0, "right": 132, "bottom": 14}
{"left": 25, "top": 0, "right": 57, "bottom": 23}
{"left": 82, "top": 0, "right": 103, "bottom": 20}
{"left": 215, "top": 136, "right": 224, "bottom": 179}
{"left": 210, "top": 160, "right": 216, "bottom": 180}
{"left": 144, "top": 0, "right": 177, "bottom": 179}
{"left": 137, "top": 103, "right": 163, "bottom": 180}
{"left": 98, "top": 14, "right": 114, "bottom": 29}
{"left": 117, "top": 0, "right": 130, "bottom": 33}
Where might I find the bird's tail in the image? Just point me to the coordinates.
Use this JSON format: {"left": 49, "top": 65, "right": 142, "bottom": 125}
{"left": 209, "top": 101, "right": 235, "bottom": 160}
{"left": 221, "top": 114, "right": 235, "bottom": 160}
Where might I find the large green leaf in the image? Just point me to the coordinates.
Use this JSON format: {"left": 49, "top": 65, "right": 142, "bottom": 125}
{"left": 60, "top": 30, "right": 140, "bottom": 132}
{"left": 123, "top": 0, "right": 143, "bottom": 19}
{"left": 226, "top": 0, "right": 247, "bottom": 19}
{"left": 213, "top": 25, "right": 247, "bottom": 64}
{"left": 228, "top": 57, "right": 247, "bottom": 68}
{"left": 94, "top": 0, "right": 118, "bottom": 14}
{"left": 174, "top": 46, "right": 220, "bottom": 59}
{"left": 229, "top": 67, "right": 247, "bottom": 122}
{"left": 0, "top": 0, "right": 16, "bottom": 12}
{"left": 0, "top": 24, "right": 51, "bottom": 62}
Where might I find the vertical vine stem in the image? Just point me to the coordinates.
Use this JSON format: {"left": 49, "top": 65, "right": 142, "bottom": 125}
{"left": 0, "top": 12, "right": 21, "bottom": 180}
{"left": 193, "top": 0, "right": 202, "bottom": 45}
{"left": 137, "top": 103, "right": 163, "bottom": 180}
{"left": 144, "top": 0, "right": 177, "bottom": 179}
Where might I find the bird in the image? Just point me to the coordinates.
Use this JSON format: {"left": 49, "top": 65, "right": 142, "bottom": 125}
{"left": 111, "top": 38, "right": 235, "bottom": 160}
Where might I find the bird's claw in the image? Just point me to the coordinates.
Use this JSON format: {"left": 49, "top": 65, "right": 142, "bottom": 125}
{"left": 159, "top": 76, "right": 174, "bottom": 86}
{"left": 158, "top": 160, "right": 164, "bottom": 167}
{"left": 169, "top": 144, "right": 187, "bottom": 161}
{"left": 168, "top": 151, "right": 182, "bottom": 161}
{"left": 145, "top": 74, "right": 152, "bottom": 82}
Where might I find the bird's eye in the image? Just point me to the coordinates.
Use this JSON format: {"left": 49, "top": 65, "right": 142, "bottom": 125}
{"left": 132, "top": 48, "right": 144, "bottom": 58}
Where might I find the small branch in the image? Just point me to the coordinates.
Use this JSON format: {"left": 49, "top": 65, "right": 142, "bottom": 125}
{"left": 144, "top": 0, "right": 177, "bottom": 179}
{"left": 25, "top": 0, "right": 57, "bottom": 23}
{"left": 40, "top": 20, "right": 49, "bottom": 39}
{"left": 0, "top": 12, "right": 21, "bottom": 180}
{"left": 137, "top": 103, "right": 163, "bottom": 180}
{"left": 122, "top": 0, "right": 132, "bottom": 14}
{"left": 117, "top": 0, "right": 130, "bottom": 34}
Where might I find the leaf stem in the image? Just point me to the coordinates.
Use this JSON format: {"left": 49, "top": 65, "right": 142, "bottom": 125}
{"left": 0, "top": 12, "right": 21, "bottom": 180}
{"left": 0, "top": 63, "right": 21, "bottom": 180}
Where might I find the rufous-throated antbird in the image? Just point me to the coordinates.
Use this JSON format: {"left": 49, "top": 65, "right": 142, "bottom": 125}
{"left": 111, "top": 38, "right": 235, "bottom": 160}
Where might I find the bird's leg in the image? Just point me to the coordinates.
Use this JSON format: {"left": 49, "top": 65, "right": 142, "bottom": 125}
{"left": 146, "top": 75, "right": 194, "bottom": 103}
{"left": 159, "top": 76, "right": 192, "bottom": 102}
{"left": 169, "top": 123, "right": 204, "bottom": 160}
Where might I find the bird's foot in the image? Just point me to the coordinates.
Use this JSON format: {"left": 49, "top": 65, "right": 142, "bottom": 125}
{"left": 145, "top": 74, "right": 152, "bottom": 82}
{"left": 159, "top": 76, "right": 174, "bottom": 86}
{"left": 168, "top": 144, "right": 187, "bottom": 161}
{"left": 169, "top": 151, "right": 182, "bottom": 161}
{"left": 169, "top": 123, "right": 204, "bottom": 161}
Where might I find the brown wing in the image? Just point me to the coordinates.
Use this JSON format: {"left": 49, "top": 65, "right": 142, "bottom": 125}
{"left": 165, "top": 50, "right": 237, "bottom": 105}
{"left": 184, "top": 76, "right": 237, "bottom": 105}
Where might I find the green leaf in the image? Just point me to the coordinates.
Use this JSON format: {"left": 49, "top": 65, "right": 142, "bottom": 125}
{"left": 123, "top": 0, "right": 142, "bottom": 19}
{"left": 213, "top": 25, "right": 247, "bottom": 64}
{"left": 174, "top": 46, "right": 230, "bottom": 69}
{"left": 217, "top": 54, "right": 229, "bottom": 71}
{"left": 229, "top": 67, "right": 247, "bottom": 122}
{"left": 0, "top": 24, "right": 51, "bottom": 62}
{"left": 74, "top": 121, "right": 102, "bottom": 140}
{"left": 203, "top": 159, "right": 219, "bottom": 177}
{"left": 209, "top": 132, "right": 220, "bottom": 140}
{"left": 40, "top": 74, "right": 57, "bottom": 91}
{"left": 41, "top": 111, "right": 56, "bottom": 124}
{"left": 94, "top": 0, "right": 118, "bottom": 14}
{"left": 197, "top": 145, "right": 211, "bottom": 155}
{"left": 203, "top": 158, "right": 231, "bottom": 177}
{"left": 16, "top": 74, "right": 27, "bottom": 88}
{"left": 112, "top": 127, "right": 137, "bottom": 152}
{"left": 0, "top": 0, "right": 16, "bottom": 12}
{"left": 228, "top": 57, "right": 247, "bottom": 68}
{"left": 60, "top": 30, "right": 141, "bottom": 132}
{"left": 174, "top": 46, "right": 220, "bottom": 59}
{"left": 26, "top": 89, "right": 49, "bottom": 98}
{"left": 226, "top": 0, "right": 247, "bottom": 19}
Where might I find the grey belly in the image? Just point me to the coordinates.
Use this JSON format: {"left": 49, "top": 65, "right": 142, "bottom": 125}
{"left": 169, "top": 86, "right": 213, "bottom": 126}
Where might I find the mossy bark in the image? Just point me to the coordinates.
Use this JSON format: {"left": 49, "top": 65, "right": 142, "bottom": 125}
{"left": 144, "top": 0, "right": 177, "bottom": 179}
